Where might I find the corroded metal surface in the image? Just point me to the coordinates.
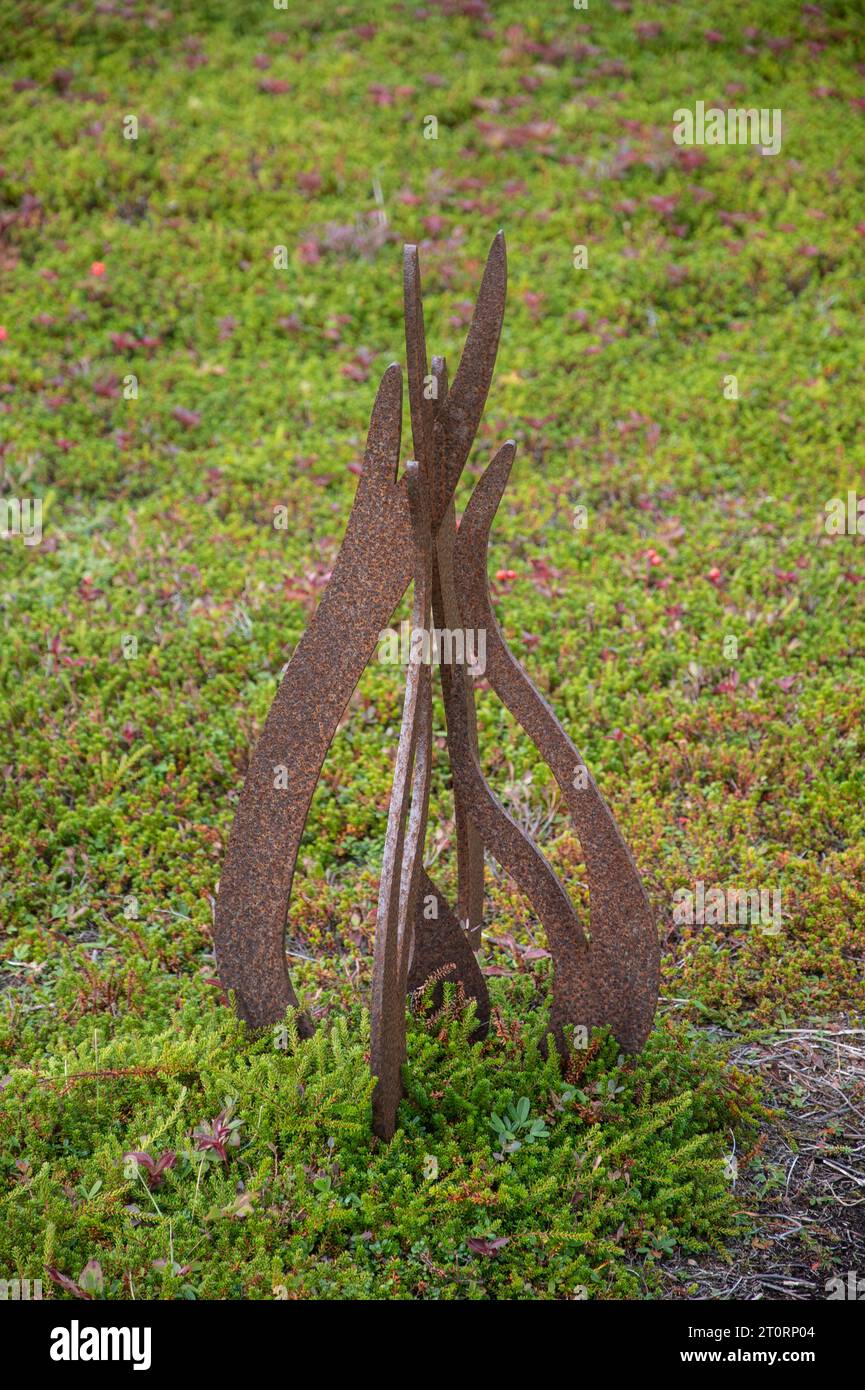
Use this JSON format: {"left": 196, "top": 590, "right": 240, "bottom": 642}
{"left": 407, "top": 869, "right": 490, "bottom": 1036}
{"left": 216, "top": 229, "right": 659, "bottom": 1138}
{"left": 432, "top": 501, "right": 485, "bottom": 947}
{"left": 213, "top": 366, "right": 412, "bottom": 1031}
{"left": 214, "top": 236, "right": 506, "bottom": 1034}
{"left": 370, "top": 462, "right": 433, "bottom": 1140}
{"left": 404, "top": 254, "right": 487, "bottom": 946}
{"left": 454, "top": 443, "right": 661, "bottom": 1053}
{"left": 444, "top": 656, "right": 594, "bottom": 1054}
{"left": 434, "top": 231, "right": 506, "bottom": 515}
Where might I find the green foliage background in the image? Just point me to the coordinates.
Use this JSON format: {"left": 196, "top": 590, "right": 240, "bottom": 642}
{"left": 0, "top": 0, "right": 862, "bottom": 1298}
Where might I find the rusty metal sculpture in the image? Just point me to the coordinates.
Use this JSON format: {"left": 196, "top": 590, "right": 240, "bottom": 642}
{"left": 214, "top": 231, "right": 660, "bottom": 1140}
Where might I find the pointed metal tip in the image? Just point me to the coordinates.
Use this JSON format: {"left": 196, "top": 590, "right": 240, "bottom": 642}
{"left": 365, "top": 364, "right": 403, "bottom": 486}
{"left": 492, "top": 440, "right": 516, "bottom": 479}
{"left": 403, "top": 245, "right": 420, "bottom": 292}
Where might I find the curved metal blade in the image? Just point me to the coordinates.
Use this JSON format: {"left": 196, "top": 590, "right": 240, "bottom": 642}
{"left": 436, "top": 229, "right": 507, "bottom": 504}
{"left": 454, "top": 443, "right": 660, "bottom": 1052}
{"left": 214, "top": 365, "right": 414, "bottom": 1031}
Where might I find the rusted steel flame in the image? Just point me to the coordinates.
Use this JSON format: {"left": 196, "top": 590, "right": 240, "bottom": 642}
{"left": 214, "top": 232, "right": 659, "bottom": 1140}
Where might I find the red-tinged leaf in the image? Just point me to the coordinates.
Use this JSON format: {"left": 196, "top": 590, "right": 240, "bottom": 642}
{"left": 530, "top": 557, "right": 559, "bottom": 592}
{"left": 47, "top": 1267, "right": 90, "bottom": 1299}
{"left": 368, "top": 84, "right": 394, "bottom": 106}
{"left": 341, "top": 362, "right": 370, "bottom": 382}
{"left": 125, "top": 1150, "right": 177, "bottom": 1187}
{"left": 196, "top": 1135, "right": 227, "bottom": 1160}
{"left": 78, "top": 576, "right": 103, "bottom": 601}
{"left": 172, "top": 407, "right": 201, "bottom": 429}
{"left": 126, "top": 1149, "right": 153, "bottom": 1168}
{"left": 298, "top": 239, "right": 321, "bottom": 266}
{"left": 467, "top": 1236, "right": 509, "bottom": 1256}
